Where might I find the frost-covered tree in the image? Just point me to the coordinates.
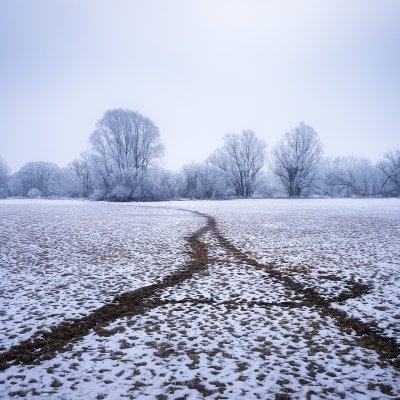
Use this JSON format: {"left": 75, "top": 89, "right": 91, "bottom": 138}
{"left": 272, "top": 122, "right": 322, "bottom": 197}
{"left": 69, "top": 152, "right": 93, "bottom": 197}
{"left": 210, "top": 130, "right": 266, "bottom": 198}
{"left": 181, "top": 163, "right": 201, "bottom": 199}
{"left": 27, "top": 188, "right": 43, "bottom": 198}
{"left": 156, "top": 170, "right": 181, "bottom": 200}
{"left": 138, "top": 169, "right": 180, "bottom": 201}
{"left": 58, "top": 167, "right": 85, "bottom": 198}
{"left": 0, "top": 157, "right": 10, "bottom": 198}
{"left": 254, "top": 170, "right": 283, "bottom": 198}
{"left": 323, "top": 156, "right": 383, "bottom": 197}
{"left": 14, "top": 161, "right": 62, "bottom": 197}
{"left": 180, "top": 162, "right": 227, "bottom": 199}
{"left": 378, "top": 150, "right": 400, "bottom": 195}
{"left": 89, "top": 109, "right": 164, "bottom": 198}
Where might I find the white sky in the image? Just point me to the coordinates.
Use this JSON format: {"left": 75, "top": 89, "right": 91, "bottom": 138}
{"left": 1, "top": 0, "right": 399, "bottom": 172}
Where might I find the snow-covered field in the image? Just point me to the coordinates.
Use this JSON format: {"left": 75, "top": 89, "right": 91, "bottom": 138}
{"left": 0, "top": 198, "right": 399, "bottom": 399}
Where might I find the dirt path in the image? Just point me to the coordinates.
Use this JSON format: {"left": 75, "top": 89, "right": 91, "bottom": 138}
{"left": 0, "top": 207, "right": 399, "bottom": 371}
{"left": 0, "top": 210, "right": 213, "bottom": 370}
{"left": 208, "top": 216, "right": 400, "bottom": 369}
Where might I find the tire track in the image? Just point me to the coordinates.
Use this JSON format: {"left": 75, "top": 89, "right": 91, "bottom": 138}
{"left": 0, "top": 211, "right": 214, "bottom": 371}
{"left": 206, "top": 213, "right": 400, "bottom": 369}
{"left": 136, "top": 206, "right": 400, "bottom": 368}
{"left": 0, "top": 206, "right": 399, "bottom": 371}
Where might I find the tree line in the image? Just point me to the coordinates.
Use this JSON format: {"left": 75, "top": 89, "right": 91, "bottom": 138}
{"left": 1, "top": 108, "right": 399, "bottom": 200}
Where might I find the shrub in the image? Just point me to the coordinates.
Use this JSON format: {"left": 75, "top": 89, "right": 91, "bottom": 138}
{"left": 27, "top": 188, "right": 42, "bottom": 198}
{"left": 109, "top": 185, "right": 132, "bottom": 201}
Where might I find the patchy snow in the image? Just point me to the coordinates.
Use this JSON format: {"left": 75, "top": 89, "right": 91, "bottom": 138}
{"left": 1, "top": 303, "right": 398, "bottom": 399}
{"left": 0, "top": 199, "right": 202, "bottom": 349}
{"left": 167, "top": 199, "right": 400, "bottom": 344}
{"left": 0, "top": 198, "right": 399, "bottom": 399}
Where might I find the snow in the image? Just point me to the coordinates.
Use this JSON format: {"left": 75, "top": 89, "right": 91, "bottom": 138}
{"left": 168, "top": 198, "right": 400, "bottom": 343}
{"left": 0, "top": 200, "right": 202, "bottom": 349}
{"left": 0, "top": 198, "right": 399, "bottom": 399}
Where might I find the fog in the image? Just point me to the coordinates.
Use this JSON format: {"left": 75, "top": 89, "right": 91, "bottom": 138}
{"left": 1, "top": 0, "right": 399, "bottom": 172}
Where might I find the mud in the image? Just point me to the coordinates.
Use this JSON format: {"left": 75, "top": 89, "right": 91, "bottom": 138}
{"left": 0, "top": 212, "right": 213, "bottom": 370}
{"left": 209, "top": 214, "right": 400, "bottom": 368}
{"left": 0, "top": 207, "right": 399, "bottom": 371}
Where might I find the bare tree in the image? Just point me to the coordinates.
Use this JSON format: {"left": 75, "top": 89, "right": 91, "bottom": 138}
{"left": 89, "top": 109, "right": 164, "bottom": 196}
{"left": 181, "top": 163, "right": 201, "bottom": 199}
{"left": 210, "top": 130, "right": 266, "bottom": 198}
{"left": 14, "top": 161, "right": 61, "bottom": 197}
{"left": 0, "top": 157, "right": 10, "bottom": 198}
{"left": 181, "top": 162, "right": 227, "bottom": 199}
{"left": 255, "top": 170, "right": 283, "bottom": 198}
{"left": 378, "top": 150, "right": 400, "bottom": 195}
{"left": 323, "top": 156, "right": 382, "bottom": 197}
{"left": 69, "top": 152, "right": 93, "bottom": 197}
{"left": 133, "top": 168, "right": 180, "bottom": 201}
{"left": 152, "top": 169, "right": 180, "bottom": 200}
{"left": 271, "top": 122, "right": 322, "bottom": 197}
{"left": 57, "top": 167, "right": 84, "bottom": 198}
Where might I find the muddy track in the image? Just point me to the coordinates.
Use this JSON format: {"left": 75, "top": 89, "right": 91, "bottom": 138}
{"left": 207, "top": 215, "right": 400, "bottom": 369}
{"left": 0, "top": 211, "right": 214, "bottom": 371}
{"left": 0, "top": 206, "right": 399, "bottom": 371}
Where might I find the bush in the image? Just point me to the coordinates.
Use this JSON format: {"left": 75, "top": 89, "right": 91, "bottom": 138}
{"left": 109, "top": 185, "right": 132, "bottom": 201}
{"left": 27, "top": 188, "right": 42, "bottom": 198}
{"left": 89, "top": 188, "right": 107, "bottom": 201}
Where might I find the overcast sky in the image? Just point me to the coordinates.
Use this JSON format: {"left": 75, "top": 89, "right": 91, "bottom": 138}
{"left": 1, "top": 0, "right": 399, "bottom": 172}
